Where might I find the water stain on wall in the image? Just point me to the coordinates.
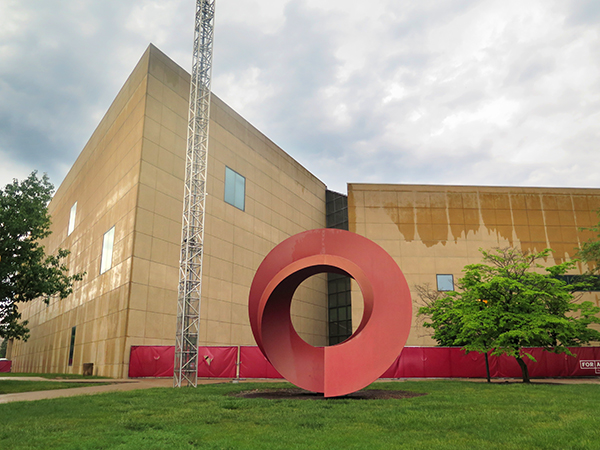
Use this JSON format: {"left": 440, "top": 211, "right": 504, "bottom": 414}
{"left": 351, "top": 186, "right": 600, "bottom": 262}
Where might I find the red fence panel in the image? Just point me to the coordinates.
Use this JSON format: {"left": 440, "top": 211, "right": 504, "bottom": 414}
{"left": 0, "top": 360, "right": 11, "bottom": 373}
{"left": 380, "top": 347, "right": 600, "bottom": 379}
{"left": 448, "top": 348, "right": 487, "bottom": 378}
{"left": 567, "top": 347, "right": 600, "bottom": 376}
{"left": 128, "top": 345, "right": 600, "bottom": 379}
{"left": 239, "top": 346, "right": 283, "bottom": 378}
{"left": 129, "top": 346, "right": 174, "bottom": 378}
{"left": 129, "top": 346, "right": 238, "bottom": 378}
{"left": 197, "top": 346, "right": 237, "bottom": 378}
{"left": 382, "top": 347, "right": 487, "bottom": 378}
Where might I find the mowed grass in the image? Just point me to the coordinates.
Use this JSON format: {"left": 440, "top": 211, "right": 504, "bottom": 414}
{"left": 0, "top": 372, "right": 108, "bottom": 379}
{"left": 0, "top": 379, "right": 109, "bottom": 395}
{"left": 1, "top": 380, "right": 600, "bottom": 450}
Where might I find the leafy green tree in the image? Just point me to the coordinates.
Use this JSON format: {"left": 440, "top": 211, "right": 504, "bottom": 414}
{"left": 416, "top": 282, "right": 495, "bottom": 382}
{"left": 419, "top": 247, "right": 600, "bottom": 383}
{"left": 0, "top": 338, "right": 7, "bottom": 358}
{"left": 0, "top": 172, "right": 84, "bottom": 341}
{"left": 578, "top": 210, "right": 600, "bottom": 273}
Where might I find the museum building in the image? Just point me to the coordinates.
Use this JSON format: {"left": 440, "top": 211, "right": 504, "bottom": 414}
{"left": 9, "top": 45, "right": 600, "bottom": 377}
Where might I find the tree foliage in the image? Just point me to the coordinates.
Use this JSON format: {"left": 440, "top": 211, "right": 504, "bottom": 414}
{"left": 578, "top": 210, "right": 600, "bottom": 273}
{"left": 0, "top": 172, "right": 83, "bottom": 341}
{"left": 418, "top": 247, "right": 600, "bottom": 382}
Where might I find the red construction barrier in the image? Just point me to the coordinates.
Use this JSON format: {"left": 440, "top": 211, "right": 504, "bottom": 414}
{"left": 381, "top": 347, "right": 486, "bottom": 378}
{"left": 239, "top": 346, "right": 283, "bottom": 379}
{"left": 128, "top": 345, "right": 600, "bottom": 379}
{"left": 379, "top": 347, "right": 600, "bottom": 379}
{"left": 129, "top": 346, "right": 238, "bottom": 378}
{"left": 0, "top": 360, "right": 11, "bottom": 373}
{"left": 129, "top": 346, "right": 174, "bottom": 378}
{"left": 197, "top": 346, "right": 237, "bottom": 378}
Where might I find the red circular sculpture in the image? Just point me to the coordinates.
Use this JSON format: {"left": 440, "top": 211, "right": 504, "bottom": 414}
{"left": 248, "top": 229, "right": 412, "bottom": 397}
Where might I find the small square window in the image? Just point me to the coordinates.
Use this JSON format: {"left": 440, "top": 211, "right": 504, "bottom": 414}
{"left": 437, "top": 274, "right": 454, "bottom": 291}
{"left": 100, "top": 226, "right": 115, "bottom": 274}
{"left": 68, "top": 202, "right": 77, "bottom": 236}
{"left": 224, "top": 167, "right": 245, "bottom": 211}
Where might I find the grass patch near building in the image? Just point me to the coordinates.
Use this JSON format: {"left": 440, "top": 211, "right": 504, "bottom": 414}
{"left": 0, "top": 380, "right": 109, "bottom": 395}
{"left": 1, "top": 380, "right": 599, "bottom": 449}
{"left": 0, "top": 372, "right": 109, "bottom": 379}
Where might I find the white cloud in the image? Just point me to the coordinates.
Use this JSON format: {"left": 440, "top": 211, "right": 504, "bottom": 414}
{"left": 0, "top": 0, "right": 599, "bottom": 195}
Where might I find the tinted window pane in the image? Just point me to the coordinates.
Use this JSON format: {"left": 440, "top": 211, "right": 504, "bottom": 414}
{"left": 330, "top": 323, "right": 339, "bottom": 336}
{"left": 68, "top": 202, "right": 77, "bottom": 236}
{"left": 68, "top": 326, "right": 76, "bottom": 366}
{"left": 235, "top": 175, "right": 245, "bottom": 210}
{"left": 437, "top": 274, "right": 454, "bottom": 291}
{"left": 328, "top": 295, "right": 337, "bottom": 308}
{"left": 224, "top": 167, "right": 236, "bottom": 205}
{"left": 100, "top": 227, "right": 115, "bottom": 274}
{"left": 339, "top": 292, "right": 350, "bottom": 306}
{"left": 224, "top": 167, "right": 246, "bottom": 211}
{"left": 329, "top": 308, "right": 338, "bottom": 322}
{"left": 328, "top": 281, "right": 338, "bottom": 294}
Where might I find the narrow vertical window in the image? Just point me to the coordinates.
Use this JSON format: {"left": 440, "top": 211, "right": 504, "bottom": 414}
{"left": 224, "top": 167, "right": 245, "bottom": 211}
{"left": 436, "top": 274, "right": 454, "bottom": 291}
{"left": 100, "top": 226, "right": 115, "bottom": 274}
{"left": 68, "top": 326, "right": 76, "bottom": 366}
{"left": 68, "top": 202, "right": 77, "bottom": 235}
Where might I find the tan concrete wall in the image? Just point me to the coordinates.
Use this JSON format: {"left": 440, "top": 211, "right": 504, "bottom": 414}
{"left": 348, "top": 183, "right": 600, "bottom": 346}
{"left": 11, "top": 41, "right": 336, "bottom": 378}
{"left": 12, "top": 46, "right": 150, "bottom": 377}
{"left": 203, "top": 95, "right": 329, "bottom": 346}
{"left": 126, "top": 45, "right": 328, "bottom": 355}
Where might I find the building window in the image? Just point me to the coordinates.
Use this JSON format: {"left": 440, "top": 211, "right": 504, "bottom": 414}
{"left": 328, "top": 273, "right": 352, "bottom": 345}
{"left": 437, "top": 274, "right": 454, "bottom": 291}
{"left": 68, "top": 326, "right": 76, "bottom": 366}
{"left": 68, "top": 202, "right": 77, "bottom": 236}
{"left": 100, "top": 226, "right": 115, "bottom": 274}
{"left": 224, "top": 167, "right": 245, "bottom": 211}
{"left": 326, "top": 190, "right": 349, "bottom": 230}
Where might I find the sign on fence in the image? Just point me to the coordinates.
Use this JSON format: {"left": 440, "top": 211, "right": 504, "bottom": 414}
{"left": 579, "top": 360, "right": 600, "bottom": 374}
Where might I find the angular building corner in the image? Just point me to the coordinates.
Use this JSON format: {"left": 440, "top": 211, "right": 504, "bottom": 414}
{"left": 11, "top": 44, "right": 329, "bottom": 377}
{"left": 10, "top": 45, "right": 600, "bottom": 377}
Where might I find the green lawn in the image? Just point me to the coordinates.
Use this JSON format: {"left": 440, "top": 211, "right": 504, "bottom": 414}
{"left": 0, "top": 379, "right": 109, "bottom": 395}
{"left": 1, "top": 380, "right": 599, "bottom": 449}
{"left": 0, "top": 372, "right": 108, "bottom": 379}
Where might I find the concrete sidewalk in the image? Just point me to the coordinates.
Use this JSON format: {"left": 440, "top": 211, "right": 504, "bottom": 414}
{"left": 0, "top": 378, "right": 228, "bottom": 404}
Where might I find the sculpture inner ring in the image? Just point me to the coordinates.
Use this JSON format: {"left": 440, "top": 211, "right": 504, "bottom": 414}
{"left": 248, "top": 229, "right": 412, "bottom": 397}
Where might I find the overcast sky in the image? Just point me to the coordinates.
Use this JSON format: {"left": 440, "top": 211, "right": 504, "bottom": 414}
{"left": 1, "top": 0, "right": 599, "bottom": 194}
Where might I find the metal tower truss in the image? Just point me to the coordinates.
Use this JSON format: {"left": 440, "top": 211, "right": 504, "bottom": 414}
{"left": 174, "top": 0, "right": 216, "bottom": 388}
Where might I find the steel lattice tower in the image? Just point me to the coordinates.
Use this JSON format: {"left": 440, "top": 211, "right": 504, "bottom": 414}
{"left": 174, "top": 0, "right": 216, "bottom": 388}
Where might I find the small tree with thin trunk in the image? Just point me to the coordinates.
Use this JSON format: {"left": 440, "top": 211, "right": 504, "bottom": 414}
{"left": 0, "top": 172, "right": 84, "bottom": 341}
{"left": 416, "top": 283, "right": 494, "bottom": 382}
{"left": 419, "top": 247, "right": 600, "bottom": 383}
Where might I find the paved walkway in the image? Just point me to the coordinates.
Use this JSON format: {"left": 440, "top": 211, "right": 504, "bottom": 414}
{"left": 0, "top": 378, "right": 227, "bottom": 404}
{"left": 1, "top": 376, "right": 598, "bottom": 404}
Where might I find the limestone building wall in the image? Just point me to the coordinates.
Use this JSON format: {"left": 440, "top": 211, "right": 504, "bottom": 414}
{"left": 11, "top": 44, "right": 328, "bottom": 377}
{"left": 348, "top": 183, "right": 600, "bottom": 346}
{"left": 12, "top": 46, "right": 150, "bottom": 377}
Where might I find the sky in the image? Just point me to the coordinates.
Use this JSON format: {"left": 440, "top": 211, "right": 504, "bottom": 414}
{"left": 1, "top": 0, "right": 599, "bottom": 194}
